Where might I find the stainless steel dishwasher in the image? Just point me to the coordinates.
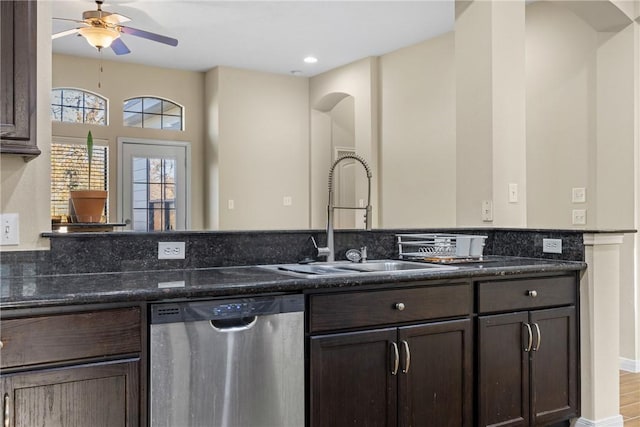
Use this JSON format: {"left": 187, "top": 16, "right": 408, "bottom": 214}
{"left": 149, "top": 294, "right": 305, "bottom": 427}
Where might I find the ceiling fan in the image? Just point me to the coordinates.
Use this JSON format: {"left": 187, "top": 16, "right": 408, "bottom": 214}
{"left": 52, "top": 0, "right": 178, "bottom": 55}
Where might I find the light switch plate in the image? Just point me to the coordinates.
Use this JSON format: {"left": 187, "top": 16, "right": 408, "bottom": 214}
{"left": 0, "top": 213, "right": 19, "bottom": 246}
{"left": 508, "top": 183, "right": 518, "bottom": 203}
{"left": 482, "top": 200, "right": 493, "bottom": 222}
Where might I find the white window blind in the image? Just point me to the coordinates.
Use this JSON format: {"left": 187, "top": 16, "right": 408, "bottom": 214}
{"left": 51, "top": 141, "right": 109, "bottom": 220}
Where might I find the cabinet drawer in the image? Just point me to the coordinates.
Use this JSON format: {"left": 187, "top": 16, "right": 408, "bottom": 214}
{"left": 1, "top": 307, "right": 141, "bottom": 369}
{"left": 477, "top": 275, "right": 576, "bottom": 314}
{"left": 309, "top": 283, "right": 471, "bottom": 333}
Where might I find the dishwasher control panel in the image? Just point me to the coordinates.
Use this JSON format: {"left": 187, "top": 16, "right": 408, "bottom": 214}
{"left": 150, "top": 294, "right": 304, "bottom": 324}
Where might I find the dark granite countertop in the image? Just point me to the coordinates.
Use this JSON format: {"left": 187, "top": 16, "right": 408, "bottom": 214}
{"left": 0, "top": 256, "right": 586, "bottom": 310}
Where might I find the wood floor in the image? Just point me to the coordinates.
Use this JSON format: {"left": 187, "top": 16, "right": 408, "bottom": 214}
{"left": 622, "top": 370, "right": 640, "bottom": 426}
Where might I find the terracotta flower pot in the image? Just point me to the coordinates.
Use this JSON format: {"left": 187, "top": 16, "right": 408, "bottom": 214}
{"left": 69, "top": 190, "right": 107, "bottom": 223}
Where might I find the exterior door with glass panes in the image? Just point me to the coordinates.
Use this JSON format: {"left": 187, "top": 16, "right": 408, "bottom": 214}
{"left": 118, "top": 139, "right": 189, "bottom": 231}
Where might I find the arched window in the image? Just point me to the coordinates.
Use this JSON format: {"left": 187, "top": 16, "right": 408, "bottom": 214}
{"left": 123, "top": 97, "right": 183, "bottom": 130}
{"left": 51, "top": 88, "right": 108, "bottom": 125}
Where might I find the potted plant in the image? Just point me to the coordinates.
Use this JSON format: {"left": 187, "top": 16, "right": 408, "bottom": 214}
{"left": 69, "top": 131, "right": 108, "bottom": 223}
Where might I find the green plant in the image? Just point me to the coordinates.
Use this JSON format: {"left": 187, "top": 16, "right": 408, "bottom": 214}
{"left": 86, "top": 130, "right": 94, "bottom": 190}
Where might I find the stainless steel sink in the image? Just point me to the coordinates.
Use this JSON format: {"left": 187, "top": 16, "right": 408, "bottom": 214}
{"left": 273, "top": 264, "right": 361, "bottom": 276}
{"left": 262, "top": 259, "right": 457, "bottom": 278}
{"left": 338, "top": 260, "right": 450, "bottom": 272}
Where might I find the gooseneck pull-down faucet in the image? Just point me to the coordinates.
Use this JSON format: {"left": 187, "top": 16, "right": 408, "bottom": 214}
{"left": 316, "top": 154, "right": 373, "bottom": 262}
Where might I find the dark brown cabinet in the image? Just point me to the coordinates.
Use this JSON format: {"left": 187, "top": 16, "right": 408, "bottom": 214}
{"left": 477, "top": 275, "right": 579, "bottom": 427}
{"left": 0, "top": 307, "right": 143, "bottom": 427}
{"left": 308, "top": 283, "right": 473, "bottom": 427}
{"left": 398, "top": 320, "right": 472, "bottom": 427}
{"left": 0, "top": 0, "right": 40, "bottom": 160}
{"left": 311, "top": 328, "right": 398, "bottom": 426}
{"left": 1, "top": 359, "right": 139, "bottom": 427}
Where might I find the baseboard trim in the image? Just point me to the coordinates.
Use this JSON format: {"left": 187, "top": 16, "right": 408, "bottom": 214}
{"left": 574, "top": 415, "right": 624, "bottom": 427}
{"left": 620, "top": 357, "right": 640, "bottom": 373}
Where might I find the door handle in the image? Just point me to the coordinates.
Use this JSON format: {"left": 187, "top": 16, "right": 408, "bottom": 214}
{"left": 401, "top": 340, "right": 411, "bottom": 374}
{"left": 532, "top": 323, "right": 541, "bottom": 351}
{"left": 210, "top": 316, "right": 258, "bottom": 332}
{"left": 390, "top": 342, "right": 399, "bottom": 375}
{"left": 524, "top": 323, "right": 533, "bottom": 352}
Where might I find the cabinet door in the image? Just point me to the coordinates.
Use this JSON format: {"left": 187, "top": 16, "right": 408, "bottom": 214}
{"left": 478, "top": 312, "right": 530, "bottom": 427}
{"left": 0, "top": 1, "right": 39, "bottom": 159}
{"left": 1, "top": 359, "right": 139, "bottom": 427}
{"left": 310, "top": 328, "right": 398, "bottom": 427}
{"left": 530, "top": 306, "right": 578, "bottom": 426}
{"left": 398, "top": 319, "right": 472, "bottom": 427}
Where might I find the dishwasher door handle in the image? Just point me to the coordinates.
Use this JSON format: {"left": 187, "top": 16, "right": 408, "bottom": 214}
{"left": 210, "top": 316, "right": 258, "bottom": 332}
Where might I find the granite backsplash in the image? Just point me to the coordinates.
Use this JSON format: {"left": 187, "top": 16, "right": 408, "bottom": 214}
{"left": 0, "top": 228, "right": 589, "bottom": 278}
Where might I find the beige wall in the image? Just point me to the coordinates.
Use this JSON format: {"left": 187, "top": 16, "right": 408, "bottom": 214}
{"left": 309, "top": 57, "right": 379, "bottom": 229}
{"left": 525, "top": 1, "right": 635, "bottom": 231}
{"left": 455, "top": 0, "right": 494, "bottom": 226}
{"left": 52, "top": 54, "right": 206, "bottom": 229}
{"left": 204, "top": 66, "right": 310, "bottom": 230}
{"left": 379, "top": 32, "right": 456, "bottom": 228}
{"left": 0, "top": 2, "right": 52, "bottom": 251}
{"left": 596, "top": 26, "right": 635, "bottom": 229}
{"left": 526, "top": 1, "right": 596, "bottom": 228}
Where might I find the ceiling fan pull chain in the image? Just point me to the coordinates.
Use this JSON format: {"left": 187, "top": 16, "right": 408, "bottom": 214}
{"left": 97, "top": 50, "right": 103, "bottom": 89}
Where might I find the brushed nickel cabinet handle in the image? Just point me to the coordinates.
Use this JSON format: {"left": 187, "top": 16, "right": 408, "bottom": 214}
{"left": 390, "top": 342, "right": 399, "bottom": 375}
{"left": 394, "top": 303, "right": 405, "bottom": 311}
{"left": 524, "top": 323, "right": 533, "bottom": 352}
{"left": 527, "top": 290, "right": 538, "bottom": 298}
{"left": 532, "top": 323, "right": 541, "bottom": 351}
{"left": 401, "top": 340, "right": 411, "bottom": 374}
{"left": 0, "top": 340, "right": 3, "bottom": 350}
{"left": 4, "top": 393, "right": 9, "bottom": 427}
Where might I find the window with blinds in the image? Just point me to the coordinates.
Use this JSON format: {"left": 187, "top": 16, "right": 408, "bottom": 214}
{"left": 51, "top": 143, "right": 109, "bottom": 220}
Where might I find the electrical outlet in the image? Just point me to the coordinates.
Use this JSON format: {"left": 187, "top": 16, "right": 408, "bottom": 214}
{"left": 158, "top": 242, "right": 186, "bottom": 260}
{"left": 572, "top": 209, "right": 586, "bottom": 225}
{"left": 572, "top": 187, "right": 586, "bottom": 203}
{"left": 543, "top": 238, "right": 562, "bottom": 254}
{"left": 0, "top": 213, "right": 19, "bottom": 246}
{"left": 283, "top": 196, "right": 292, "bottom": 206}
{"left": 482, "top": 200, "right": 493, "bottom": 222}
{"left": 228, "top": 200, "right": 235, "bottom": 210}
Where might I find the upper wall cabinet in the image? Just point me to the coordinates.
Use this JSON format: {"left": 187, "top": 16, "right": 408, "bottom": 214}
{"left": 0, "top": 1, "right": 40, "bottom": 161}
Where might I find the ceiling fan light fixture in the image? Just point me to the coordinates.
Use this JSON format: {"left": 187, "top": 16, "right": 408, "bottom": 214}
{"left": 78, "top": 26, "right": 120, "bottom": 50}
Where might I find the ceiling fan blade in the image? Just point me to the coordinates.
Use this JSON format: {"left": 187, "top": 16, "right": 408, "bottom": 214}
{"left": 119, "top": 26, "right": 178, "bottom": 47}
{"left": 52, "top": 28, "right": 80, "bottom": 40}
{"left": 110, "top": 37, "right": 131, "bottom": 55}
{"left": 102, "top": 12, "right": 131, "bottom": 25}
{"left": 53, "top": 17, "right": 86, "bottom": 24}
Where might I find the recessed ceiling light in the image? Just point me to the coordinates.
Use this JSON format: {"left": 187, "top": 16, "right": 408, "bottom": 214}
{"left": 304, "top": 56, "right": 318, "bottom": 64}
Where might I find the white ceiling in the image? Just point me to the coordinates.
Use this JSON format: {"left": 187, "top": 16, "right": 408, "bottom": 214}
{"left": 51, "top": 0, "right": 455, "bottom": 76}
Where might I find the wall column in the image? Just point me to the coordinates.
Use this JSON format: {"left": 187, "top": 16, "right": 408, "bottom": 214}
{"left": 577, "top": 233, "right": 625, "bottom": 427}
{"left": 455, "top": 0, "right": 527, "bottom": 227}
